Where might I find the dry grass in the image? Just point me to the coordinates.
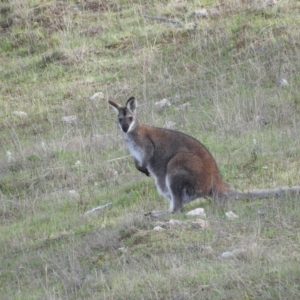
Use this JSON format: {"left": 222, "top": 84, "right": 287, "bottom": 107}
{"left": 1, "top": 0, "right": 300, "bottom": 299}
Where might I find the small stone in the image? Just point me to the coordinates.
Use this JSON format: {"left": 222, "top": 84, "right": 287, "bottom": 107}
{"left": 13, "top": 111, "right": 27, "bottom": 117}
{"left": 61, "top": 115, "right": 77, "bottom": 124}
{"left": 200, "top": 245, "right": 214, "bottom": 255}
{"left": 186, "top": 207, "right": 206, "bottom": 218}
{"left": 277, "top": 78, "right": 288, "bottom": 87}
{"left": 75, "top": 160, "right": 82, "bottom": 167}
{"left": 220, "top": 251, "right": 234, "bottom": 258}
{"left": 155, "top": 99, "right": 171, "bottom": 110}
{"left": 117, "top": 247, "right": 126, "bottom": 252}
{"left": 225, "top": 211, "right": 239, "bottom": 220}
{"left": 154, "top": 221, "right": 165, "bottom": 227}
{"left": 165, "top": 121, "right": 176, "bottom": 129}
{"left": 168, "top": 219, "right": 183, "bottom": 226}
{"left": 68, "top": 190, "right": 80, "bottom": 199}
{"left": 153, "top": 226, "right": 164, "bottom": 231}
{"left": 265, "top": 0, "right": 276, "bottom": 7}
{"left": 256, "top": 209, "right": 265, "bottom": 216}
{"left": 191, "top": 218, "right": 209, "bottom": 229}
{"left": 175, "top": 102, "right": 190, "bottom": 111}
{"left": 6, "top": 151, "right": 13, "bottom": 163}
{"left": 194, "top": 9, "right": 208, "bottom": 18}
{"left": 220, "top": 249, "right": 244, "bottom": 259}
{"left": 168, "top": 93, "right": 180, "bottom": 104}
{"left": 41, "top": 142, "right": 48, "bottom": 152}
{"left": 90, "top": 92, "right": 104, "bottom": 100}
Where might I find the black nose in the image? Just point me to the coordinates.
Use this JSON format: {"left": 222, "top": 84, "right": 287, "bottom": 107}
{"left": 122, "top": 125, "right": 129, "bottom": 132}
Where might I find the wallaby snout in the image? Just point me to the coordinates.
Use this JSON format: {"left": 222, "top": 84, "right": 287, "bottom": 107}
{"left": 120, "top": 121, "right": 129, "bottom": 133}
{"left": 119, "top": 116, "right": 133, "bottom": 133}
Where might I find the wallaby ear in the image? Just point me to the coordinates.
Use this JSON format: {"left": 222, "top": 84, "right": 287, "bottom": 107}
{"left": 126, "top": 97, "right": 137, "bottom": 112}
{"left": 108, "top": 100, "right": 122, "bottom": 113}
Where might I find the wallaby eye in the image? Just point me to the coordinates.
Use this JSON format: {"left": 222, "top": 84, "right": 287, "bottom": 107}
{"left": 129, "top": 117, "right": 133, "bottom": 122}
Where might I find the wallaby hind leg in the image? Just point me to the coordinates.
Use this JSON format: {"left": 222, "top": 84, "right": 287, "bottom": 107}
{"left": 145, "top": 174, "right": 184, "bottom": 217}
{"left": 145, "top": 176, "right": 172, "bottom": 218}
{"left": 166, "top": 153, "right": 209, "bottom": 213}
{"left": 166, "top": 173, "right": 191, "bottom": 213}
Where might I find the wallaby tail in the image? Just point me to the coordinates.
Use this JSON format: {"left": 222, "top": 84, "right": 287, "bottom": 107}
{"left": 228, "top": 185, "right": 300, "bottom": 200}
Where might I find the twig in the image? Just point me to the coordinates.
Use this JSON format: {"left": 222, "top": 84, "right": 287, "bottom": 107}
{"left": 107, "top": 155, "right": 131, "bottom": 163}
{"left": 84, "top": 203, "right": 112, "bottom": 215}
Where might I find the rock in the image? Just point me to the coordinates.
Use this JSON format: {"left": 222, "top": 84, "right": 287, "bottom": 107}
{"left": 175, "top": 102, "right": 190, "bottom": 111}
{"left": 221, "top": 244, "right": 259, "bottom": 261}
{"left": 191, "top": 218, "right": 209, "bottom": 229}
{"left": 254, "top": 115, "right": 268, "bottom": 126}
{"left": 194, "top": 9, "right": 208, "bottom": 18}
{"left": 74, "top": 160, "right": 82, "bottom": 167}
{"left": 154, "top": 221, "right": 165, "bottom": 227}
{"left": 41, "top": 142, "right": 48, "bottom": 152}
{"left": 265, "top": 0, "right": 276, "bottom": 7}
{"left": 168, "top": 219, "right": 183, "bottom": 226}
{"left": 90, "top": 92, "right": 104, "bottom": 100}
{"left": 168, "top": 94, "right": 181, "bottom": 104}
{"left": 6, "top": 151, "right": 13, "bottom": 163}
{"left": 153, "top": 226, "right": 164, "bottom": 231}
{"left": 256, "top": 209, "right": 266, "bottom": 216}
{"left": 154, "top": 98, "right": 171, "bottom": 110}
{"left": 68, "top": 189, "right": 78, "bottom": 195}
{"left": 13, "top": 111, "right": 27, "bottom": 117}
{"left": 200, "top": 245, "right": 214, "bottom": 255}
{"left": 68, "top": 190, "right": 80, "bottom": 199}
{"left": 117, "top": 247, "right": 126, "bottom": 252}
{"left": 155, "top": 94, "right": 180, "bottom": 110}
{"left": 225, "top": 211, "right": 239, "bottom": 220}
{"left": 277, "top": 78, "right": 288, "bottom": 87}
{"left": 220, "top": 248, "right": 244, "bottom": 259}
{"left": 61, "top": 115, "right": 77, "bottom": 124}
{"left": 186, "top": 207, "right": 206, "bottom": 218}
{"left": 165, "top": 121, "right": 176, "bottom": 129}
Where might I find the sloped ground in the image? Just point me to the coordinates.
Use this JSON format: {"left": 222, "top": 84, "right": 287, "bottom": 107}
{"left": 1, "top": 0, "right": 300, "bottom": 299}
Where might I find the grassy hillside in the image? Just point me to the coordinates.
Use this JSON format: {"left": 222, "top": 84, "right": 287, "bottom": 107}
{"left": 1, "top": 0, "right": 300, "bottom": 299}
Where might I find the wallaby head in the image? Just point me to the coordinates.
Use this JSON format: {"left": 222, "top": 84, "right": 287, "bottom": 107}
{"left": 108, "top": 97, "right": 138, "bottom": 133}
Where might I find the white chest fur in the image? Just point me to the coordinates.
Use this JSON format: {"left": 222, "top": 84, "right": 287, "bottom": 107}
{"left": 124, "top": 134, "right": 143, "bottom": 165}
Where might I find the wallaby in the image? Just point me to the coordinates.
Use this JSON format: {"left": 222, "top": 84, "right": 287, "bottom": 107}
{"left": 109, "top": 97, "right": 300, "bottom": 217}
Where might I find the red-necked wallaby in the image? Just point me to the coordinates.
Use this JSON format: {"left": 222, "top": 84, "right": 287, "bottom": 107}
{"left": 109, "top": 97, "right": 300, "bottom": 216}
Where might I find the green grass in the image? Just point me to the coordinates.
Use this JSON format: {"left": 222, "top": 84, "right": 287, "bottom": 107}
{"left": 1, "top": 0, "right": 300, "bottom": 299}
